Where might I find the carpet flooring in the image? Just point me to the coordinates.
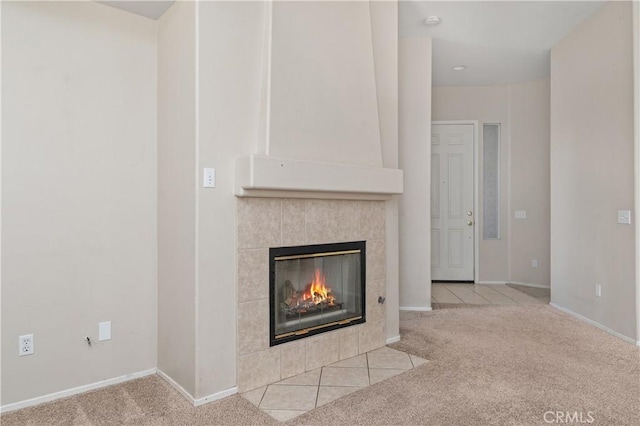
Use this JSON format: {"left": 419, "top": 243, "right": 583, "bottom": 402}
{"left": 2, "top": 305, "right": 638, "bottom": 425}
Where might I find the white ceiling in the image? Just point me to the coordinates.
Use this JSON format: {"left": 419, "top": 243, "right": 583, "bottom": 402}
{"left": 400, "top": 1, "right": 605, "bottom": 86}
{"left": 98, "top": 1, "right": 175, "bottom": 20}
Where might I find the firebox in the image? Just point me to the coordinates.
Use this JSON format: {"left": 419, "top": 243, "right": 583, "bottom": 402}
{"left": 269, "top": 241, "right": 366, "bottom": 346}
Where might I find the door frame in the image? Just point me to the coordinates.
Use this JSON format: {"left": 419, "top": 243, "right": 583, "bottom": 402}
{"left": 432, "top": 120, "right": 480, "bottom": 282}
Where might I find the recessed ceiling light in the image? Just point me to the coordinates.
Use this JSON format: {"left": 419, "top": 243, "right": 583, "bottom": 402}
{"left": 452, "top": 65, "right": 467, "bottom": 71}
{"left": 423, "top": 16, "right": 441, "bottom": 26}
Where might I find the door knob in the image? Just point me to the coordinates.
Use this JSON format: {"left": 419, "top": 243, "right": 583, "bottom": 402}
{"left": 467, "top": 211, "right": 473, "bottom": 216}
{"left": 467, "top": 221, "right": 473, "bottom": 226}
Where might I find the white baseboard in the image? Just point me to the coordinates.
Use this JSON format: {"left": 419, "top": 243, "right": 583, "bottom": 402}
{"left": 386, "top": 335, "right": 401, "bottom": 344}
{"left": 0, "top": 368, "right": 157, "bottom": 414}
{"left": 399, "top": 306, "right": 432, "bottom": 312}
{"left": 156, "top": 369, "right": 195, "bottom": 404}
{"left": 549, "top": 303, "right": 637, "bottom": 346}
{"left": 475, "top": 281, "right": 550, "bottom": 289}
{"left": 156, "top": 369, "right": 237, "bottom": 407}
{"left": 508, "top": 281, "right": 551, "bottom": 289}
{"left": 194, "top": 387, "right": 237, "bottom": 406}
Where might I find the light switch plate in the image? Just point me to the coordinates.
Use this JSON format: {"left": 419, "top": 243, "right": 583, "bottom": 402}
{"left": 203, "top": 168, "right": 215, "bottom": 188}
{"left": 617, "top": 210, "right": 631, "bottom": 224}
{"left": 99, "top": 321, "right": 111, "bottom": 341}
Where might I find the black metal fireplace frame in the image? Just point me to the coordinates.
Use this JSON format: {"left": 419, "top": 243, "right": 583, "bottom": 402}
{"left": 269, "top": 241, "right": 366, "bottom": 346}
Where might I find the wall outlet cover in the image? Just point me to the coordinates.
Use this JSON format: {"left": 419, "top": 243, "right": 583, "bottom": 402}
{"left": 617, "top": 210, "right": 631, "bottom": 224}
{"left": 19, "top": 334, "right": 34, "bottom": 356}
{"left": 99, "top": 321, "right": 112, "bottom": 341}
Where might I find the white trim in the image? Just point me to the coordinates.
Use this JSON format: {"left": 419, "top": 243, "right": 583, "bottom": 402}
{"left": 0, "top": 368, "right": 157, "bottom": 414}
{"left": 193, "top": 387, "right": 238, "bottom": 407}
{"left": 549, "top": 303, "right": 637, "bottom": 346}
{"left": 386, "top": 335, "right": 401, "bottom": 344}
{"left": 157, "top": 369, "right": 237, "bottom": 407}
{"left": 157, "top": 368, "right": 195, "bottom": 404}
{"left": 508, "top": 281, "right": 550, "bottom": 289}
{"left": 432, "top": 120, "right": 480, "bottom": 282}
{"left": 475, "top": 280, "right": 550, "bottom": 289}
{"left": 235, "top": 155, "right": 403, "bottom": 197}
{"left": 399, "top": 306, "right": 433, "bottom": 312}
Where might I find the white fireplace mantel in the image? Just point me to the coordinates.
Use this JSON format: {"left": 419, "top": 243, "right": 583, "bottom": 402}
{"left": 234, "top": 155, "right": 403, "bottom": 200}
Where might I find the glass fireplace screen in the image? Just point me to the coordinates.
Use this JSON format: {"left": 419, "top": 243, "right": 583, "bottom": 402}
{"left": 269, "top": 241, "right": 366, "bottom": 346}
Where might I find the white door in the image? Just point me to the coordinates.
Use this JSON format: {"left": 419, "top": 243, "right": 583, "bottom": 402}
{"left": 431, "top": 124, "right": 475, "bottom": 281}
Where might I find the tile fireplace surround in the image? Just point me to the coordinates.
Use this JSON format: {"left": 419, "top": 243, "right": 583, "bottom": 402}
{"left": 236, "top": 198, "right": 387, "bottom": 392}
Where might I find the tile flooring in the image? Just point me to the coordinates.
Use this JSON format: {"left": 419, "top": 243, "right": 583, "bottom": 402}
{"left": 241, "top": 346, "right": 428, "bottom": 421}
{"left": 241, "top": 283, "right": 547, "bottom": 421}
{"left": 432, "top": 283, "right": 550, "bottom": 308}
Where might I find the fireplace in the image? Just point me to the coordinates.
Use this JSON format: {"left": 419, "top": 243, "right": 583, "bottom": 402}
{"left": 269, "top": 241, "right": 366, "bottom": 346}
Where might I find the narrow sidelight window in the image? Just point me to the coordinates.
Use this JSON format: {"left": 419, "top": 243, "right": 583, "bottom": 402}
{"left": 483, "top": 124, "right": 501, "bottom": 240}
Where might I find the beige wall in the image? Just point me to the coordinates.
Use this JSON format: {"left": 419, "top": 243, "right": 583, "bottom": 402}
{"left": 399, "top": 37, "right": 433, "bottom": 309}
{"left": 432, "top": 80, "right": 550, "bottom": 287}
{"left": 157, "top": 0, "right": 197, "bottom": 396}
{"left": 510, "top": 79, "right": 551, "bottom": 286}
{"left": 268, "top": 1, "right": 382, "bottom": 167}
{"left": 1, "top": 1, "right": 157, "bottom": 405}
{"left": 196, "top": 0, "right": 266, "bottom": 398}
{"left": 158, "top": 0, "right": 267, "bottom": 399}
{"left": 550, "top": 1, "right": 636, "bottom": 340}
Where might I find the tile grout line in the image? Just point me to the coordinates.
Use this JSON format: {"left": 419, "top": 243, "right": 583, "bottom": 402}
{"left": 365, "top": 353, "right": 371, "bottom": 385}
{"left": 446, "top": 286, "right": 491, "bottom": 304}
{"left": 314, "top": 368, "right": 323, "bottom": 407}
{"left": 468, "top": 285, "right": 504, "bottom": 305}
{"left": 475, "top": 285, "right": 519, "bottom": 303}
{"left": 464, "top": 288, "right": 493, "bottom": 304}
{"left": 271, "top": 383, "right": 323, "bottom": 387}
{"left": 488, "top": 286, "right": 521, "bottom": 304}
{"left": 257, "top": 386, "right": 268, "bottom": 409}
{"left": 443, "top": 285, "right": 466, "bottom": 303}
{"left": 490, "top": 285, "right": 535, "bottom": 304}
{"left": 432, "top": 285, "right": 465, "bottom": 303}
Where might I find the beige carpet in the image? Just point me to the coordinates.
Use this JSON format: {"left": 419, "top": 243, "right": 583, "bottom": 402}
{"left": 2, "top": 305, "right": 638, "bottom": 425}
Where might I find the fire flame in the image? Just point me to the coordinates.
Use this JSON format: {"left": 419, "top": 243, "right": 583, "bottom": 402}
{"left": 302, "top": 269, "right": 335, "bottom": 305}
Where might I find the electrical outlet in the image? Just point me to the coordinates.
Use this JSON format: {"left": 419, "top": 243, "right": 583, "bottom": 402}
{"left": 617, "top": 210, "right": 631, "bottom": 224}
{"left": 595, "top": 284, "right": 602, "bottom": 298}
{"left": 532, "top": 259, "right": 538, "bottom": 268}
{"left": 19, "top": 334, "right": 34, "bottom": 356}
